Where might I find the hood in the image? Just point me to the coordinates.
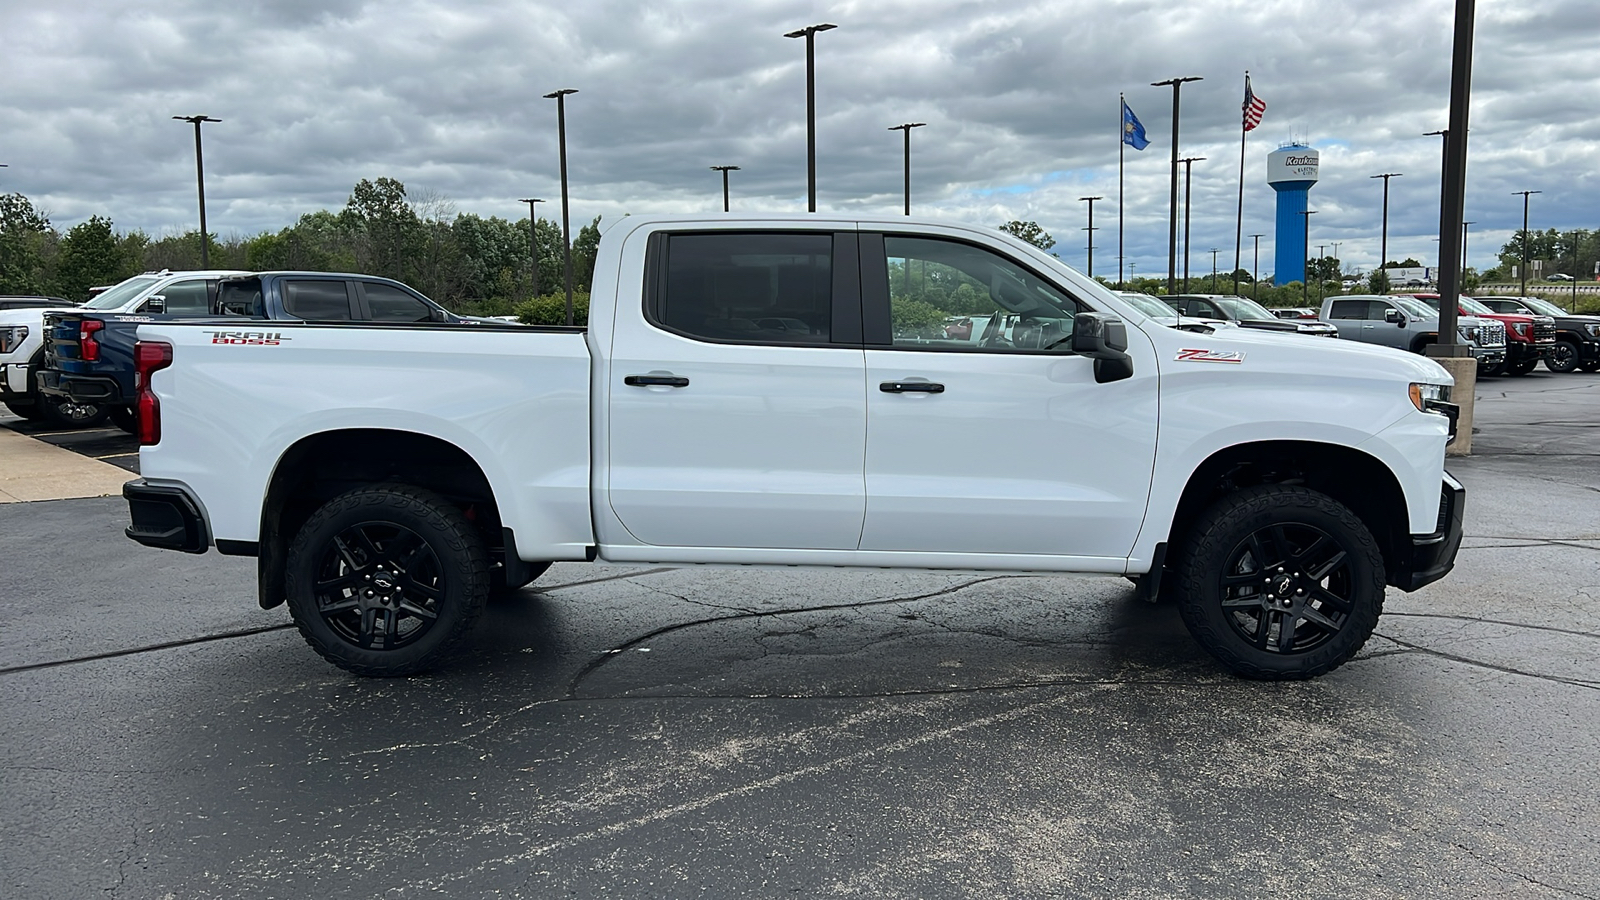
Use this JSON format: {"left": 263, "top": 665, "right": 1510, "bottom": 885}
{"left": 1141, "top": 316, "right": 1454, "bottom": 385}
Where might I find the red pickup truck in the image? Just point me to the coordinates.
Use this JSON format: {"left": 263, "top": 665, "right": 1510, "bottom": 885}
{"left": 1408, "top": 294, "right": 1555, "bottom": 375}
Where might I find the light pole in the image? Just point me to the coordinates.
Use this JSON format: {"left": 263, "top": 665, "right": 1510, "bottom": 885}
{"left": 1152, "top": 76, "right": 1203, "bottom": 295}
{"left": 1179, "top": 156, "right": 1205, "bottom": 293}
{"left": 888, "top": 123, "right": 925, "bottom": 215}
{"left": 173, "top": 115, "right": 220, "bottom": 267}
{"left": 1570, "top": 229, "right": 1581, "bottom": 312}
{"left": 544, "top": 89, "right": 578, "bottom": 326}
{"left": 1316, "top": 244, "right": 1327, "bottom": 303}
{"left": 518, "top": 198, "right": 545, "bottom": 298}
{"left": 1080, "top": 195, "right": 1103, "bottom": 278}
{"left": 1298, "top": 210, "right": 1317, "bottom": 304}
{"left": 1513, "top": 190, "right": 1541, "bottom": 296}
{"left": 1249, "top": 233, "right": 1265, "bottom": 303}
{"left": 709, "top": 166, "right": 740, "bottom": 212}
{"left": 785, "top": 23, "right": 836, "bottom": 213}
{"left": 1461, "top": 221, "right": 1474, "bottom": 271}
{"left": 1370, "top": 173, "right": 1402, "bottom": 284}
{"left": 1209, "top": 248, "right": 1219, "bottom": 290}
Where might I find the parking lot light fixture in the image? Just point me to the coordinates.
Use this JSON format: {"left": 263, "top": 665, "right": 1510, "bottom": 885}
{"left": 172, "top": 115, "right": 220, "bottom": 267}
{"left": 1178, "top": 156, "right": 1205, "bottom": 292}
{"left": 1513, "top": 190, "right": 1541, "bottom": 296}
{"left": 543, "top": 89, "right": 579, "bottom": 326}
{"left": 888, "top": 123, "right": 926, "bottom": 215}
{"left": 709, "top": 166, "right": 740, "bottom": 212}
{"left": 1370, "top": 173, "right": 1402, "bottom": 278}
{"left": 785, "top": 23, "right": 836, "bottom": 212}
{"left": 1152, "top": 76, "right": 1203, "bottom": 295}
{"left": 518, "top": 198, "right": 544, "bottom": 298}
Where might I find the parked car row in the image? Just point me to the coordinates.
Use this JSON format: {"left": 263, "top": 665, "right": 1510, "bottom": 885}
{"left": 0, "top": 269, "right": 492, "bottom": 430}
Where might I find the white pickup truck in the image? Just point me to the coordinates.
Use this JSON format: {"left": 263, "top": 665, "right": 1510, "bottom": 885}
{"left": 122, "top": 215, "right": 1464, "bottom": 680}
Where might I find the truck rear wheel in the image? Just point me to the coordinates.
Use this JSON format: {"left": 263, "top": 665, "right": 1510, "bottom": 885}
{"left": 285, "top": 483, "right": 490, "bottom": 676}
{"left": 4, "top": 399, "right": 43, "bottom": 420}
{"left": 43, "top": 395, "right": 109, "bottom": 428}
{"left": 1174, "top": 485, "right": 1385, "bottom": 680}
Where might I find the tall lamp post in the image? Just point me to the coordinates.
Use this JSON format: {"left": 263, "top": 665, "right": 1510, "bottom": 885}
{"left": 173, "top": 115, "right": 220, "bottom": 267}
{"left": 1209, "top": 248, "right": 1220, "bottom": 290}
{"left": 1461, "top": 221, "right": 1474, "bottom": 271}
{"left": 1178, "top": 156, "right": 1205, "bottom": 292}
{"left": 1151, "top": 76, "right": 1203, "bottom": 295}
{"left": 1249, "top": 233, "right": 1265, "bottom": 302}
{"left": 1371, "top": 173, "right": 1402, "bottom": 285}
{"left": 518, "top": 198, "right": 544, "bottom": 299}
{"left": 1298, "top": 210, "right": 1317, "bottom": 304}
{"left": 1080, "top": 195, "right": 1103, "bottom": 278}
{"left": 785, "top": 23, "right": 836, "bottom": 213}
{"left": 709, "top": 166, "right": 740, "bottom": 212}
{"left": 888, "top": 123, "right": 926, "bottom": 216}
{"left": 1513, "top": 189, "right": 1541, "bottom": 296}
{"left": 543, "top": 89, "right": 579, "bottom": 326}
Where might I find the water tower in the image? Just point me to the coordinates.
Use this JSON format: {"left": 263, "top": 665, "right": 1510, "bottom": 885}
{"left": 1267, "top": 143, "right": 1320, "bottom": 285}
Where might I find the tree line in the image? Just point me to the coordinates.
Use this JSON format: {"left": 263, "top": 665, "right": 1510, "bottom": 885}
{"left": 0, "top": 178, "right": 600, "bottom": 321}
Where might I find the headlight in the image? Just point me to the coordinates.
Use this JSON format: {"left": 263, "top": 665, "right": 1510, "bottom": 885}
{"left": 1512, "top": 322, "right": 1530, "bottom": 336}
{"left": 0, "top": 326, "right": 27, "bottom": 355}
{"left": 1410, "top": 382, "right": 1449, "bottom": 412}
{"left": 1460, "top": 326, "right": 1480, "bottom": 342}
{"left": 1587, "top": 323, "right": 1600, "bottom": 338}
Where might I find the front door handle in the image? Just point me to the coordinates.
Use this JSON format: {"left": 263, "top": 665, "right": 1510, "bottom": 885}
{"left": 879, "top": 381, "right": 945, "bottom": 393}
{"left": 625, "top": 374, "right": 690, "bottom": 388}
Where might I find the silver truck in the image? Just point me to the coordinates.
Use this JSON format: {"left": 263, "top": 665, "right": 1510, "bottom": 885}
{"left": 1320, "top": 294, "right": 1505, "bottom": 373}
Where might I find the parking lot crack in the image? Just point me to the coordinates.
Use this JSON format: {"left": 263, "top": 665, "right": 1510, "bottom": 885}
{"left": 1369, "top": 632, "right": 1600, "bottom": 691}
{"left": 1442, "top": 838, "right": 1600, "bottom": 900}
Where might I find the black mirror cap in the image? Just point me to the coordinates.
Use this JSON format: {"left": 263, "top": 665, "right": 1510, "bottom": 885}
{"left": 1072, "top": 312, "right": 1129, "bottom": 355}
{"left": 1094, "top": 355, "right": 1134, "bottom": 384}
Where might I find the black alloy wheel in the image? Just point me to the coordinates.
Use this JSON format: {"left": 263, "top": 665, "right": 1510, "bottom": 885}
{"left": 109, "top": 405, "right": 137, "bottom": 434}
{"left": 1545, "top": 339, "right": 1580, "bottom": 374}
{"left": 43, "top": 394, "right": 109, "bottom": 427}
{"left": 1176, "top": 485, "right": 1384, "bottom": 680}
{"left": 286, "top": 483, "right": 489, "bottom": 676}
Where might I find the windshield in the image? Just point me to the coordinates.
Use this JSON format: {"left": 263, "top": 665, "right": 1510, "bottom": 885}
{"left": 81, "top": 276, "right": 161, "bottom": 310}
{"left": 1119, "top": 292, "right": 1177, "bottom": 318}
{"left": 1459, "top": 296, "right": 1494, "bottom": 315}
{"left": 1518, "top": 297, "right": 1568, "bottom": 317}
{"left": 1393, "top": 297, "right": 1436, "bottom": 318}
{"left": 1213, "top": 297, "right": 1279, "bottom": 322}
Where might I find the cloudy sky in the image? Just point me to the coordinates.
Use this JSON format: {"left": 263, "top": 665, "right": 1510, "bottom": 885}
{"left": 3, "top": 0, "right": 1596, "bottom": 279}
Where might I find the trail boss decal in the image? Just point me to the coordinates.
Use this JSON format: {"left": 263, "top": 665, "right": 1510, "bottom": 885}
{"left": 1175, "top": 348, "right": 1245, "bottom": 364}
{"left": 203, "top": 331, "right": 289, "bottom": 346}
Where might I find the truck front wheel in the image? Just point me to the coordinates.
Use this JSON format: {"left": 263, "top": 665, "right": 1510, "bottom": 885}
{"left": 285, "top": 483, "right": 490, "bottom": 676}
{"left": 1174, "top": 485, "right": 1385, "bottom": 680}
{"left": 1544, "top": 339, "right": 1579, "bottom": 374}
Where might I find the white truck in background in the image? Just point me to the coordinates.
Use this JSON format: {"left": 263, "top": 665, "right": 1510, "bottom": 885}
{"left": 122, "top": 215, "right": 1464, "bottom": 681}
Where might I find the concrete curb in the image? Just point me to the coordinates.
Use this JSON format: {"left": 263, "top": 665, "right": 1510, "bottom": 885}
{"left": 0, "top": 426, "right": 133, "bottom": 503}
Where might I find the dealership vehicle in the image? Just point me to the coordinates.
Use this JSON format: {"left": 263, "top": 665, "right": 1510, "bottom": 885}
{"left": 1475, "top": 296, "right": 1600, "bottom": 373}
{"left": 1320, "top": 295, "right": 1506, "bottom": 373}
{"left": 0, "top": 295, "right": 74, "bottom": 311}
{"left": 1547, "top": 273, "right": 1575, "bottom": 282}
{"left": 39, "top": 271, "right": 475, "bottom": 434}
{"left": 1160, "top": 294, "right": 1340, "bottom": 337}
{"left": 1410, "top": 294, "right": 1555, "bottom": 375}
{"left": 1271, "top": 307, "right": 1318, "bottom": 319}
{"left": 122, "top": 215, "right": 1463, "bottom": 682}
{"left": 2, "top": 272, "right": 246, "bottom": 425}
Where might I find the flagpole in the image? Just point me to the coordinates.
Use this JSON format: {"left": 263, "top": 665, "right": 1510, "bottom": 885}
{"left": 1233, "top": 70, "right": 1248, "bottom": 295}
{"left": 1119, "top": 92, "right": 1126, "bottom": 287}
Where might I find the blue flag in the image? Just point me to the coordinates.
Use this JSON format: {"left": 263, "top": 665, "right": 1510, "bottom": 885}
{"left": 1122, "top": 100, "right": 1150, "bottom": 150}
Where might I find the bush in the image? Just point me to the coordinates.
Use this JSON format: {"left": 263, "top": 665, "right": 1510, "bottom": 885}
{"left": 514, "top": 292, "right": 590, "bottom": 325}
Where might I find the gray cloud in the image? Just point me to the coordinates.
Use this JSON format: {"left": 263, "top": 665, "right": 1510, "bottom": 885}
{"left": 1, "top": 0, "right": 1595, "bottom": 278}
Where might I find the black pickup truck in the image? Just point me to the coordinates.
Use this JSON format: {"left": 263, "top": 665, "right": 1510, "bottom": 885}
{"left": 1475, "top": 296, "right": 1600, "bottom": 373}
{"left": 39, "top": 272, "right": 485, "bottom": 433}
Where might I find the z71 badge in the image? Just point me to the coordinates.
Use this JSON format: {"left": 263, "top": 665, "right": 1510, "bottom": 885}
{"left": 1175, "top": 348, "right": 1245, "bottom": 364}
{"left": 202, "top": 330, "right": 289, "bottom": 346}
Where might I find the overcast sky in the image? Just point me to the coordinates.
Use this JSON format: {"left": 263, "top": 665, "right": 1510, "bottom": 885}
{"left": 3, "top": 0, "right": 1596, "bottom": 279}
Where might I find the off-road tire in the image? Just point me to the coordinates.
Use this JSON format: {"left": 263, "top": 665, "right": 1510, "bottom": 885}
{"left": 3, "top": 399, "right": 43, "bottom": 420}
{"left": 42, "top": 394, "right": 109, "bottom": 428}
{"left": 285, "top": 483, "right": 490, "bottom": 677}
{"left": 1509, "top": 357, "right": 1537, "bottom": 376}
{"left": 1174, "top": 485, "right": 1385, "bottom": 680}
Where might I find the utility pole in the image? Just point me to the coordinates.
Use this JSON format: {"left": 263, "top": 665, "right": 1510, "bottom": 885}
{"left": 785, "top": 23, "right": 836, "bottom": 212}
{"left": 1249, "top": 233, "right": 1265, "bottom": 303}
{"left": 1298, "top": 210, "right": 1317, "bottom": 304}
{"left": 1151, "top": 76, "right": 1203, "bottom": 295}
{"left": 888, "top": 123, "right": 926, "bottom": 215}
{"left": 1210, "top": 248, "right": 1220, "bottom": 290}
{"left": 1080, "top": 195, "right": 1103, "bottom": 278}
{"left": 1513, "top": 189, "right": 1541, "bottom": 296}
{"left": 1179, "top": 156, "right": 1205, "bottom": 292}
{"left": 518, "top": 198, "right": 544, "bottom": 298}
{"left": 543, "top": 89, "right": 578, "bottom": 326}
{"left": 710, "top": 166, "right": 740, "bottom": 212}
{"left": 172, "top": 115, "right": 220, "bottom": 267}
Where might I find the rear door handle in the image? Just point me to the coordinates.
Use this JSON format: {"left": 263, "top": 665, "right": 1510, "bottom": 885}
{"left": 625, "top": 374, "right": 690, "bottom": 388}
{"left": 879, "top": 381, "right": 945, "bottom": 393}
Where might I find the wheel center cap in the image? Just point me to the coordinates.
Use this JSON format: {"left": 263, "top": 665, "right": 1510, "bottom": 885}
{"left": 372, "top": 573, "right": 396, "bottom": 591}
{"left": 1274, "top": 576, "right": 1294, "bottom": 596}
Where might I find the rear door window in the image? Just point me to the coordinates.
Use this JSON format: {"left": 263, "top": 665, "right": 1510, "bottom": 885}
{"left": 216, "top": 279, "right": 265, "bottom": 317}
{"left": 283, "top": 280, "right": 354, "bottom": 320}
{"left": 653, "top": 233, "right": 832, "bottom": 343}
{"left": 1328, "top": 299, "right": 1370, "bottom": 320}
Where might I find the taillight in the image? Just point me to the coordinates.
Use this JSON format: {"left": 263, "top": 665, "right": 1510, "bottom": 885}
{"left": 133, "top": 341, "right": 173, "bottom": 446}
{"left": 79, "top": 319, "right": 104, "bottom": 361}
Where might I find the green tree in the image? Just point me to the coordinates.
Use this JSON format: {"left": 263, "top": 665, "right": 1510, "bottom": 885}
{"left": 54, "top": 216, "right": 124, "bottom": 301}
{"left": 1367, "top": 269, "right": 1391, "bottom": 294}
{"left": 339, "top": 177, "right": 422, "bottom": 282}
{"left": 0, "top": 193, "right": 55, "bottom": 295}
{"left": 998, "top": 220, "right": 1054, "bottom": 251}
{"left": 571, "top": 216, "right": 603, "bottom": 291}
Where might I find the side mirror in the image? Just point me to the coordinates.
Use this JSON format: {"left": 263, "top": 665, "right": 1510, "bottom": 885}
{"left": 1072, "top": 312, "right": 1134, "bottom": 384}
{"left": 1384, "top": 308, "right": 1404, "bottom": 325}
{"left": 144, "top": 295, "right": 167, "bottom": 314}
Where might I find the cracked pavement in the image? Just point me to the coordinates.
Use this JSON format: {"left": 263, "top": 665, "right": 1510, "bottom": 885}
{"left": 3, "top": 374, "right": 1599, "bottom": 898}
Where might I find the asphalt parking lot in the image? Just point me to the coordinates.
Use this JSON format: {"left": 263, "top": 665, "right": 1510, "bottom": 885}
{"left": 2, "top": 374, "right": 1598, "bottom": 899}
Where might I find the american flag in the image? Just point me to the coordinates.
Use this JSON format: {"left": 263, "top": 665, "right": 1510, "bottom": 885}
{"left": 1242, "top": 76, "right": 1267, "bottom": 132}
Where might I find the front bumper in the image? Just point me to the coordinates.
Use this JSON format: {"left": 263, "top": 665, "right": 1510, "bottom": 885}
{"left": 124, "top": 479, "right": 210, "bottom": 553}
{"left": 1507, "top": 340, "right": 1555, "bottom": 364}
{"left": 36, "top": 370, "right": 124, "bottom": 404}
{"left": 1392, "top": 473, "right": 1465, "bottom": 592}
{"left": 0, "top": 362, "right": 31, "bottom": 397}
{"left": 1471, "top": 346, "right": 1506, "bottom": 365}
